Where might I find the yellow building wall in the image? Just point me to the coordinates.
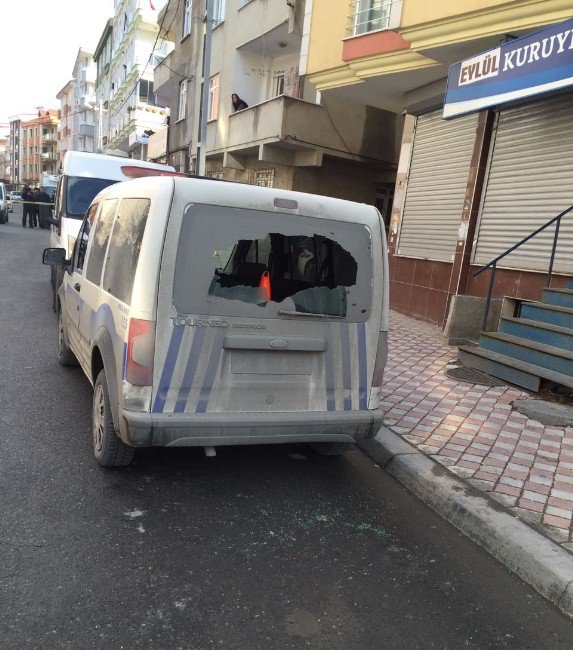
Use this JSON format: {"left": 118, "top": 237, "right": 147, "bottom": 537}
{"left": 401, "top": 0, "right": 511, "bottom": 28}
{"left": 306, "top": 0, "right": 348, "bottom": 75}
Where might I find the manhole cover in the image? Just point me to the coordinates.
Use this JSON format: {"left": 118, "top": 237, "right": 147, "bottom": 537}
{"left": 446, "top": 366, "right": 506, "bottom": 387}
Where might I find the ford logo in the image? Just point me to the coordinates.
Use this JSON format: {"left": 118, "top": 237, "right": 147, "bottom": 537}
{"left": 269, "top": 339, "right": 289, "bottom": 349}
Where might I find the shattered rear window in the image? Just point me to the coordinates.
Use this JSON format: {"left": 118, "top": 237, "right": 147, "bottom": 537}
{"left": 173, "top": 204, "right": 372, "bottom": 321}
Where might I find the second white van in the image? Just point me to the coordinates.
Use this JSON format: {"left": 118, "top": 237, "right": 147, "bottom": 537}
{"left": 49, "top": 151, "right": 175, "bottom": 308}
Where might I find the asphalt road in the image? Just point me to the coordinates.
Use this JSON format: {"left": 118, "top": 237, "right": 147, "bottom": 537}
{"left": 1, "top": 208, "right": 572, "bottom": 649}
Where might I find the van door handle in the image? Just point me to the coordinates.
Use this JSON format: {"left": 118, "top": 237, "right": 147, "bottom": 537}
{"left": 74, "top": 282, "right": 81, "bottom": 292}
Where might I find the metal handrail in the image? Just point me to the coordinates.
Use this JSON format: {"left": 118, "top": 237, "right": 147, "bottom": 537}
{"left": 474, "top": 203, "right": 573, "bottom": 331}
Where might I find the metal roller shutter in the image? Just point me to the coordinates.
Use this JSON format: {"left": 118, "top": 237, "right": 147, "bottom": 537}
{"left": 474, "top": 93, "right": 573, "bottom": 273}
{"left": 397, "top": 110, "right": 478, "bottom": 261}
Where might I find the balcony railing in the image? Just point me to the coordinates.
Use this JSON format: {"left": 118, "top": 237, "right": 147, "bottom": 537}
{"left": 346, "top": 0, "right": 399, "bottom": 36}
{"left": 43, "top": 133, "right": 57, "bottom": 142}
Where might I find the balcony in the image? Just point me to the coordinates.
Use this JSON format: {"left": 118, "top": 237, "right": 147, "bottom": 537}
{"left": 43, "top": 132, "right": 57, "bottom": 143}
{"left": 213, "top": 95, "right": 396, "bottom": 169}
{"left": 41, "top": 152, "right": 57, "bottom": 160}
{"left": 236, "top": 0, "right": 293, "bottom": 49}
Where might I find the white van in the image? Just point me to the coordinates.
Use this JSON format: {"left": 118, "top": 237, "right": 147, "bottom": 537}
{"left": 49, "top": 151, "right": 175, "bottom": 307}
{"left": 43, "top": 177, "right": 388, "bottom": 467}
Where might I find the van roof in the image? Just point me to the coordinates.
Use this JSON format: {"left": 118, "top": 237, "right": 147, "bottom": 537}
{"left": 93, "top": 176, "right": 380, "bottom": 226}
{"left": 61, "top": 151, "right": 175, "bottom": 181}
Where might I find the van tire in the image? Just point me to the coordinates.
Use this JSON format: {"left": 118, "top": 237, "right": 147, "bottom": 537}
{"left": 58, "top": 310, "right": 78, "bottom": 366}
{"left": 92, "top": 370, "right": 134, "bottom": 468}
{"left": 310, "top": 442, "right": 351, "bottom": 456}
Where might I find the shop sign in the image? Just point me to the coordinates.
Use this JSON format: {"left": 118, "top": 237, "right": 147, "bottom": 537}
{"left": 444, "top": 18, "right": 573, "bottom": 118}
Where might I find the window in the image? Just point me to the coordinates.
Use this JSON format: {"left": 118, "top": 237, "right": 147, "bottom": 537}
{"left": 103, "top": 198, "right": 151, "bottom": 304}
{"left": 208, "top": 75, "right": 220, "bottom": 121}
{"left": 183, "top": 0, "right": 192, "bottom": 37}
{"left": 139, "top": 79, "right": 154, "bottom": 104}
{"left": 213, "top": 0, "right": 226, "bottom": 25}
{"left": 353, "top": 0, "right": 392, "bottom": 35}
{"left": 86, "top": 199, "right": 118, "bottom": 285}
{"left": 178, "top": 79, "right": 187, "bottom": 120}
{"left": 173, "top": 205, "right": 372, "bottom": 321}
{"left": 252, "top": 169, "right": 275, "bottom": 188}
{"left": 74, "top": 206, "right": 96, "bottom": 272}
{"left": 273, "top": 72, "right": 285, "bottom": 97}
{"left": 66, "top": 176, "right": 118, "bottom": 219}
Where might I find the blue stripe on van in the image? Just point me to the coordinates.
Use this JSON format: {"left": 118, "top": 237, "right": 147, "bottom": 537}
{"left": 323, "top": 323, "right": 336, "bottom": 411}
{"left": 195, "top": 328, "right": 226, "bottom": 414}
{"left": 152, "top": 324, "right": 185, "bottom": 413}
{"left": 121, "top": 342, "right": 127, "bottom": 380}
{"left": 340, "top": 323, "right": 352, "bottom": 411}
{"left": 173, "top": 328, "right": 206, "bottom": 413}
{"left": 357, "top": 323, "right": 368, "bottom": 410}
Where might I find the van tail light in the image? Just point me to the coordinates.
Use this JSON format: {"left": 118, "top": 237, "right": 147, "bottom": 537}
{"left": 126, "top": 318, "right": 156, "bottom": 386}
{"left": 368, "top": 331, "right": 388, "bottom": 410}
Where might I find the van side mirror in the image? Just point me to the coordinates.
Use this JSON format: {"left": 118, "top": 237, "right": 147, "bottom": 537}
{"left": 43, "top": 247, "right": 69, "bottom": 267}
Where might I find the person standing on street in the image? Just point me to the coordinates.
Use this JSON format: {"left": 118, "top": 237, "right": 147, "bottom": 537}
{"left": 31, "top": 189, "right": 40, "bottom": 228}
{"left": 21, "top": 186, "right": 33, "bottom": 228}
{"left": 37, "top": 187, "right": 51, "bottom": 229}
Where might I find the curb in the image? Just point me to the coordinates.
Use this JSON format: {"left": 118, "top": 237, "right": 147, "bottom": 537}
{"left": 359, "top": 426, "right": 573, "bottom": 618}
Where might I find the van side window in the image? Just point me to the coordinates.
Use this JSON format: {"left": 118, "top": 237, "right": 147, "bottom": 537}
{"left": 74, "top": 205, "right": 96, "bottom": 272}
{"left": 103, "top": 198, "right": 151, "bottom": 304}
{"left": 86, "top": 199, "right": 118, "bottom": 286}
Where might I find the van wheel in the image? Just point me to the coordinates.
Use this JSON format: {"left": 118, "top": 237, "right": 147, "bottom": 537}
{"left": 58, "top": 310, "right": 78, "bottom": 366}
{"left": 310, "top": 442, "right": 351, "bottom": 456}
{"left": 92, "top": 370, "right": 134, "bottom": 468}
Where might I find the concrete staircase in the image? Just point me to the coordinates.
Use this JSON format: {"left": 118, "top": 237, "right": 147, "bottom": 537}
{"left": 459, "top": 279, "right": 573, "bottom": 393}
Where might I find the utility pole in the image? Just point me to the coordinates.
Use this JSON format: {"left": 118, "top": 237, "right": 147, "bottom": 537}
{"left": 198, "top": 0, "right": 214, "bottom": 176}
{"left": 98, "top": 99, "right": 104, "bottom": 154}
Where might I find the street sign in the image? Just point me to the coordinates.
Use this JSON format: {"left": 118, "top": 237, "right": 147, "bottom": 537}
{"left": 443, "top": 17, "right": 573, "bottom": 118}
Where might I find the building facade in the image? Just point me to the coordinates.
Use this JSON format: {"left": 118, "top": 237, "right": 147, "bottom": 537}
{"left": 56, "top": 81, "right": 74, "bottom": 167}
{"left": 0, "top": 123, "right": 9, "bottom": 183}
{"left": 21, "top": 109, "right": 60, "bottom": 187}
{"left": 72, "top": 49, "right": 97, "bottom": 154}
{"left": 8, "top": 113, "right": 36, "bottom": 189}
{"left": 154, "top": 0, "right": 400, "bottom": 206}
{"left": 307, "top": 0, "right": 573, "bottom": 332}
{"left": 93, "top": 0, "right": 170, "bottom": 159}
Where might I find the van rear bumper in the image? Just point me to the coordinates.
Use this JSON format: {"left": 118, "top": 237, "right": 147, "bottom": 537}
{"left": 119, "top": 409, "right": 384, "bottom": 448}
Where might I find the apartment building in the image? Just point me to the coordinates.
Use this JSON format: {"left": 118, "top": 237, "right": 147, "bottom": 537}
{"left": 8, "top": 113, "right": 36, "bottom": 188}
{"left": 93, "top": 0, "right": 170, "bottom": 159}
{"left": 154, "top": 0, "right": 399, "bottom": 204}
{"left": 57, "top": 49, "right": 98, "bottom": 165}
{"left": 20, "top": 109, "right": 59, "bottom": 187}
{"left": 56, "top": 81, "right": 74, "bottom": 166}
{"left": 307, "top": 0, "right": 573, "bottom": 331}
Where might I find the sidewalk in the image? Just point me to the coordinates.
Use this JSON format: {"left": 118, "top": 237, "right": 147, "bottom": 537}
{"left": 379, "top": 311, "right": 573, "bottom": 551}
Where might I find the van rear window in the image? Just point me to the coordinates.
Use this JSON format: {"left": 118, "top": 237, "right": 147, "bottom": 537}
{"left": 173, "top": 204, "right": 373, "bottom": 322}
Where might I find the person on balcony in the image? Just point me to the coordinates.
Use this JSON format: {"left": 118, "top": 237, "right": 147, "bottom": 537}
{"left": 232, "top": 94, "right": 249, "bottom": 112}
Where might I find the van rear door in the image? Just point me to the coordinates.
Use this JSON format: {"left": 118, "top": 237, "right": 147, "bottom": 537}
{"left": 151, "top": 203, "right": 381, "bottom": 416}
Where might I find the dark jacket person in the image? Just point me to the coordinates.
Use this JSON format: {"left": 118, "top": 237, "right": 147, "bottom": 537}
{"left": 21, "top": 187, "right": 33, "bottom": 228}
{"left": 232, "top": 93, "right": 248, "bottom": 112}
{"left": 37, "top": 188, "right": 52, "bottom": 229}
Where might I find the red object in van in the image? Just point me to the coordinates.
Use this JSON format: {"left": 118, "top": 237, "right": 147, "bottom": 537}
{"left": 259, "top": 271, "right": 272, "bottom": 301}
